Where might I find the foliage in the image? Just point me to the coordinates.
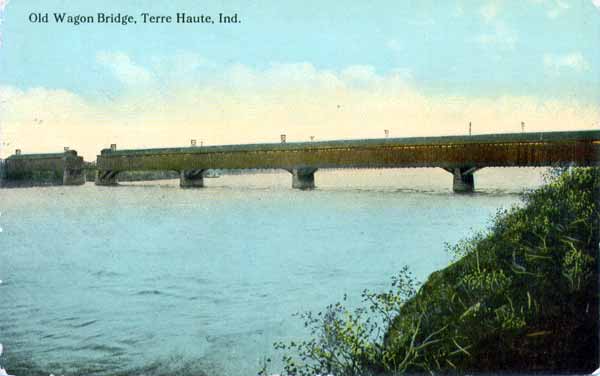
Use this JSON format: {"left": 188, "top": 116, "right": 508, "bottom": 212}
{"left": 264, "top": 267, "right": 424, "bottom": 376}
{"left": 268, "top": 168, "right": 600, "bottom": 375}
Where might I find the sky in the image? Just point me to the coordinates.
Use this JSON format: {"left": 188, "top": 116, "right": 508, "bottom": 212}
{"left": 0, "top": 0, "right": 599, "bottom": 160}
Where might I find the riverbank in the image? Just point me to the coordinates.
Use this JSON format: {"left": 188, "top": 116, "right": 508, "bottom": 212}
{"left": 386, "top": 170, "right": 599, "bottom": 373}
{"left": 272, "top": 168, "right": 599, "bottom": 375}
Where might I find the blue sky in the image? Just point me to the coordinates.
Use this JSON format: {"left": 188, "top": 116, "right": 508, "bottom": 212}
{"left": 1, "top": 0, "right": 598, "bottom": 101}
{"left": 0, "top": 1, "right": 599, "bottom": 158}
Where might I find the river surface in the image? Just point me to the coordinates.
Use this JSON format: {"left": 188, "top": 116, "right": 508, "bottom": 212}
{"left": 0, "top": 168, "right": 547, "bottom": 376}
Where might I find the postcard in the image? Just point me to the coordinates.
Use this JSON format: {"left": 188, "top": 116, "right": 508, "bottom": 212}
{"left": 0, "top": 1, "right": 599, "bottom": 375}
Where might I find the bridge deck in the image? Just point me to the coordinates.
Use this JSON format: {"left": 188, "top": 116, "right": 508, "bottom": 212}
{"left": 92, "top": 130, "right": 600, "bottom": 190}
{"left": 101, "top": 130, "right": 600, "bottom": 156}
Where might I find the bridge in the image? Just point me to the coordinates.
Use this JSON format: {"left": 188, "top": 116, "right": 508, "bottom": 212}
{"left": 95, "top": 130, "right": 600, "bottom": 192}
{"left": 1, "top": 149, "right": 85, "bottom": 186}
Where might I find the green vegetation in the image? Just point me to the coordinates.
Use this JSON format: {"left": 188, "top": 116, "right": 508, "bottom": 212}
{"left": 267, "top": 168, "right": 599, "bottom": 375}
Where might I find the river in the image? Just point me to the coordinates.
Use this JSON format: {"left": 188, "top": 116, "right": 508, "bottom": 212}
{"left": 0, "top": 168, "right": 546, "bottom": 375}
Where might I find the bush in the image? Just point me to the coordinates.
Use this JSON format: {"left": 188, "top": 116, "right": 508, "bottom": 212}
{"left": 267, "top": 168, "right": 599, "bottom": 375}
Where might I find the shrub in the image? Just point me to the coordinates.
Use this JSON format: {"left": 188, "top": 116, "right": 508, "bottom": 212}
{"left": 268, "top": 168, "right": 599, "bottom": 375}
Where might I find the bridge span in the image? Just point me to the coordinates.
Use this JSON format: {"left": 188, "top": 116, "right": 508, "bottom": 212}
{"left": 95, "top": 130, "right": 600, "bottom": 192}
{"left": 2, "top": 149, "right": 85, "bottom": 186}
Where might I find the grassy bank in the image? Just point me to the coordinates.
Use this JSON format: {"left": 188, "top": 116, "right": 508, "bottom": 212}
{"left": 269, "top": 168, "right": 599, "bottom": 375}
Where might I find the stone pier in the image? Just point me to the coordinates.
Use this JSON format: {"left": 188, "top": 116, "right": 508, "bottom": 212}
{"left": 180, "top": 169, "right": 206, "bottom": 188}
{"left": 290, "top": 168, "right": 317, "bottom": 190}
{"left": 444, "top": 167, "right": 480, "bottom": 193}
{"left": 96, "top": 170, "right": 119, "bottom": 186}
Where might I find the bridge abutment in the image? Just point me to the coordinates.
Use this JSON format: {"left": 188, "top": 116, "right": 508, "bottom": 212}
{"left": 444, "top": 167, "right": 480, "bottom": 193}
{"left": 290, "top": 168, "right": 317, "bottom": 190}
{"left": 95, "top": 170, "right": 119, "bottom": 186}
{"left": 180, "top": 169, "right": 206, "bottom": 188}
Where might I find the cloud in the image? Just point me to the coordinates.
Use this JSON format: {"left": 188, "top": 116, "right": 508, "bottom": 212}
{"left": 341, "top": 65, "right": 380, "bottom": 86}
{"left": 593, "top": 0, "right": 600, "bottom": 9}
{"left": 474, "top": 2, "right": 517, "bottom": 51}
{"left": 476, "top": 21, "right": 517, "bottom": 51}
{"left": 544, "top": 52, "right": 590, "bottom": 73}
{"left": 529, "top": 0, "right": 570, "bottom": 19}
{"left": 96, "top": 51, "right": 153, "bottom": 86}
{"left": 547, "top": 0, "right": 569, "bottom": 18}
{"left": 476, "top": 0, "right": 519, "bottom": 52}
{"left": 454, "top": 3, "right": 465, "bottom": 17}
{"left": 1, "top": 58, "right": 598, "bottom": 160}
{"left": 387, "top": 39, "right": 402, "bottom": 52}
{"left": 480, "top": 1, "right": 501, "bottom": 22}
{"left": 0, "top": 0, "right": 8, "bottom": 48}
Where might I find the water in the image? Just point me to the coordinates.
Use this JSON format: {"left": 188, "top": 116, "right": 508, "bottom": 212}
{"left": 0, "top": 168, "right": 546, "bottom": 376}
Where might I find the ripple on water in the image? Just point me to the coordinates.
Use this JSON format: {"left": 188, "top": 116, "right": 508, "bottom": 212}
{"left": 70, "top": 320, "right": 99, "bottom": 329}
{"left": 0, "top": 169, "right": 546, "bottom": 376}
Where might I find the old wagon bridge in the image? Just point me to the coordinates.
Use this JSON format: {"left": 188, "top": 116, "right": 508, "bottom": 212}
{"left": 95, "top": 130, "right": 600, "bottom": 192}
{"left": 1, "top": 149, "right": 85, "bottom": 186}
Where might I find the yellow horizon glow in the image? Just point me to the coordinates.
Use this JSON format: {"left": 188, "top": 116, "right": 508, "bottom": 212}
{"left": 1, "top": 62, "right": 598, "bottom": 161}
